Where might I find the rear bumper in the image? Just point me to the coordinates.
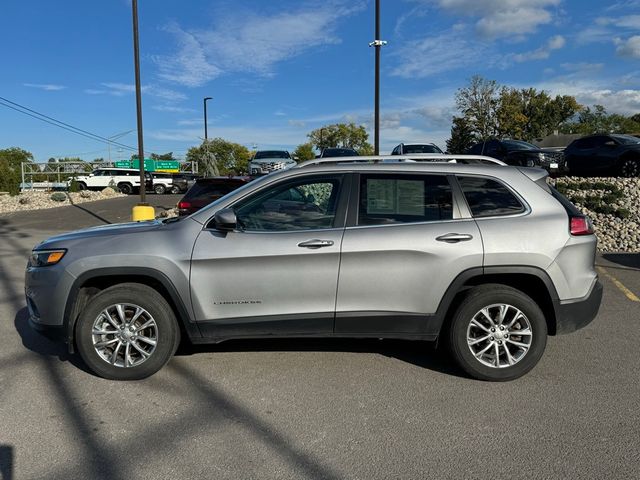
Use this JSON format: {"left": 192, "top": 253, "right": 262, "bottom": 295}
{"left": 555, "top": 280, "right": 603, "bottom": 334}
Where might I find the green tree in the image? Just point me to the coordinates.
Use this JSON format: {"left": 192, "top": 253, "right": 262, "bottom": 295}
{"left": 454, "top": 76, "right": 500, "bottom": 140}
{"left": 293, "top": 143, "right": 316, "bottom": 161}
{"left": 446, "top": 116, "right": 477, "bottom": 153}
{"left": 150, "top": 152, "right": 175, "bottom": 161}
{"left": 496, "top": 87, "right": 580, "bottom": 140}
{"left": 560, "top": 105, "right": 640, "bottom": 135}
{"left": 186, "top": 138, "right": 251, "bottom": 176}
{"left": 307, "top": 123, "right": 374, "bottom": 154}
{"left": 0, "top": 147, "right": 33, "bottom": 194}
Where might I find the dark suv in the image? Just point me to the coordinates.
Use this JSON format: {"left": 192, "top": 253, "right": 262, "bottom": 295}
{"left": 564, "top": 134, "right": 640, "bottom": 177}
{"left": 467, "top": 139, "right": 563, "bottom": 172}
{"left": 177, "top": 177, "right": 250, "bottom": 215}
{"left": 318, "top": 147, "right": 358, "bottom": 158}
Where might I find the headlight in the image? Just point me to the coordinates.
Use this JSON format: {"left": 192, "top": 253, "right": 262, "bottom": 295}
{"left": 29, "top": 249, "right": 66, "bottom": 267}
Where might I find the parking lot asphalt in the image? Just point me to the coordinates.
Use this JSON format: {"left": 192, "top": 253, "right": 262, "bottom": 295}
{"left": 1, "top": 198, "right": 639, "bottom": 479}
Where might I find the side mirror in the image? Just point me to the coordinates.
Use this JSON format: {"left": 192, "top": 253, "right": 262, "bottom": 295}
{"left": 213, "top": 208, "right": 237, "bottom": 231}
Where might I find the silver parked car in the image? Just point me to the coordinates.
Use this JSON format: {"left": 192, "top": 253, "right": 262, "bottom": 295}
{"left": 249, "top": 150, "right": 296, "bottom": 176}
{"left": 26, "top": 159, "right": 602, "bottom": 381}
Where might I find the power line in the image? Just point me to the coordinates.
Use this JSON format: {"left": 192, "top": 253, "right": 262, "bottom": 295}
{"left": 0, "top": 95, "right": 142, "bottom": 153}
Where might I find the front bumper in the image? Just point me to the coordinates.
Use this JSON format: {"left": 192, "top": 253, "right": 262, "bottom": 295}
{"left": 554, "top": 280, "right": 603, "bottom": 334}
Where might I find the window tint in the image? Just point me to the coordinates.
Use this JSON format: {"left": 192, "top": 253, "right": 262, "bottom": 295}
{"left": 458, "top": 176, "right": 525, "bottom": 217}
{"left": 358, "top": 174, "right": 453, "bottom": 226}
{"left": 234, "top": 177, "right": 340, "bottom": 231}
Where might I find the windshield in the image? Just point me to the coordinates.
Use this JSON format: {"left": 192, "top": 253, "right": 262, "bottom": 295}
{"left": 503, "top": 140, "right": 538, "bottom": 151}
{"left": 322, "top": 148, "right": 357, "bottom": 157}
{"left": 254, "top": 151, "right": 290, "bottom": 159}
{"left": 612, "top": 134, "right": 640, "bottom": 145}
{"left": 403, "top": 144, "right": 443, "bottom": 154}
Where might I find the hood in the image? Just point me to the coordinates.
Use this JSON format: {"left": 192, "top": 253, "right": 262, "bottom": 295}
{"left": 251, "top": 157, "right": 294, "bottom": 163}
{"left": 35, "top": 220, "right": 163, "bottom": 249}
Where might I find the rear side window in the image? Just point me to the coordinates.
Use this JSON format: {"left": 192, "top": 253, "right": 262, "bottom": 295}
{"left": 458, "top": 176, "right": 525, "bottom": 217}
{"left": 358, "top": 174, "right": 453, "bottom": 225}
{"left": 185, "top": 182, "right": 235, "bottom": 202}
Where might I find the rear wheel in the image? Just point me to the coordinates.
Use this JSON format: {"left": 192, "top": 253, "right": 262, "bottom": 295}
{"left": 154, "top": 184, "right": 167, "bottom": 195}
{"left": 77, "top": 181, "right": 87, "bottom": 190}
{"left": 75, "top": 283, "right": 180, "bottom": 380}
{"left": 170, "top": 185, "right": 181, "bottom": 194}
{"left": 619, "top": 158, "right": 639, "bottom": 177}
{"left": 447, "top": 284, "right": 547, "bottom": 381}
{"left": 117, "top": 183, "right": 133, "bottom": 195}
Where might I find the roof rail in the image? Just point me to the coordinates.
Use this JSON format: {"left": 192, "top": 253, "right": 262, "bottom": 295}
{"left": 296, "top": 154, "right": 507, "bottom": 168}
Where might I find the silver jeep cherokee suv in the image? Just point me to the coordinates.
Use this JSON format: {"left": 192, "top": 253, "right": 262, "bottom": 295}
{"left": 26, "top": 159, "right": 602, "bottom": 381}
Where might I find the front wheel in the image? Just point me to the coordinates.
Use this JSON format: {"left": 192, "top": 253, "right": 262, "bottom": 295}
{"left": 447, "top": 284, "right": 547, "bottom": 381}
{"left": 117, "top": 183, "right": 133, "bottom": 195}
{"left": 170, "top": 185, "right": 181, "bottom": 194}
{"left": 619, "top": 158, "right": 639, "bottom": 177}
{"left": 75, "top": 283, "right": 180, "bottom": 380}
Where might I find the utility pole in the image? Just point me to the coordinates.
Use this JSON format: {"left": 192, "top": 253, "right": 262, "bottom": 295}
{"left": 369, "top": 0, "right": 386, "bottom": 155}
{"left": 130, "top": 0, "right": 153, "bottom": 220}
{"left": 204, "top": 97, "right": 212, "bottom": 140}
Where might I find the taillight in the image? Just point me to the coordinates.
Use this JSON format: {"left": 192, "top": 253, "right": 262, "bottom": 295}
{"left": 570, "top": 216, "right": 594, "bottom": 236}
{"left": 178, "top": 201, "right": 191, "bottom": 210}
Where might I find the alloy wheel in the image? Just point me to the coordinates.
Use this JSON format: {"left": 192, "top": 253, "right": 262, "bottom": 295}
{"left": 466, "top": 303, "right": 533, "bottom": 368}
{"left": 92, "top": 303, "right": 158, "bottom": 368}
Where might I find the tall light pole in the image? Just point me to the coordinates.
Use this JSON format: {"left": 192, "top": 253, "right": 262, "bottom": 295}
{"left": 204, "top": 97, "right": 212, "bottom": 140}
{"left": 369, "top": 0, "right": 386, "bottom": 155}
{"left": 130, "top": 0, "right": 153, "bottom": 220}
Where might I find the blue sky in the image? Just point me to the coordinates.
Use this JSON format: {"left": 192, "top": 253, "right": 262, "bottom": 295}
{"left": 1, "top": 0, "right": 639, "bottom": 161}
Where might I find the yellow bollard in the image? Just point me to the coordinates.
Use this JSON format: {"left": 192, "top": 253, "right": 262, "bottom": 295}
{"left": 132, "top": 204, "right": 155, "bottom": 222}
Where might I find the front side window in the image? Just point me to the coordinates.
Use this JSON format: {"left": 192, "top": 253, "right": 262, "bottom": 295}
{"left": 458, "top": 176, "right": 525, "bottom": 217}
{"left": 358, "top": 174, "right": 453, "bottom": 226}
{"left": 234, "top": 177, "right": 340, "bottom": 232}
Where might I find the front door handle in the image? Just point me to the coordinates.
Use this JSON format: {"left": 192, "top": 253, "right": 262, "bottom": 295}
{"left": 298, "top": 239, "right": 335, "bottom": 249}
{"left": 436, "top": 233, "right": 474, "bottom": 243}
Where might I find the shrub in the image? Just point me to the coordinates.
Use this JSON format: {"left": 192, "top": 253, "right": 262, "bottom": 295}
{"left": 69, "top": 178, "right": 80, "bottom": 193}
{"left": 50, "top": 192, "right": 68, "bottom": 202}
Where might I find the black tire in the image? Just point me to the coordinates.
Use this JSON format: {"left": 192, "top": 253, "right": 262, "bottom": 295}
{"left": 170, "top": 185, "right": 181, "bottom": 194}
{"left": 153, "top": 184, "right": 167, "bottom": 195}
{"left": 77, "top": 182, "right": 87, "bottom": 191}
{"left": 117, "top": 183, "right": 133, "bottom": 195}
{"left": 619, "top": 158, "right": 640, "bottom": 177}
{"left": 75, "top": 283, "right": 180, "bottom": 380}
{"left": 447, "top": 284, "right": 547, "bottom": 381}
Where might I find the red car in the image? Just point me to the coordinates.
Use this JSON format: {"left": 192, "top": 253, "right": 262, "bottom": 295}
{"left": 177, "top": 177, "right": 251, "bottom": 216}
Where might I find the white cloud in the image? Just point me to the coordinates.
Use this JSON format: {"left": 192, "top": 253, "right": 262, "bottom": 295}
{"left": 511, "top": 35, "right": 565, "bottom": 62}
{"left": 391, "top": 29, "right": 491, "bottom": 78}
{"left": 616, "top": 36, "right": 640, "bottom": 59}
{"left": 427, "top": 0, "right": 561, "bottom": 39}
{"left": 577, "top": 15, "right": 640, "bottom": 45}
{"left": 84, "top": 83, "right": 187, "bottom": 102}
{"left": 23, "top": 83, "right": 66, "bottom": 91}
{"left": 154, "top": 2, "right": 365, "bottom": 87}
{"left": 152, "top": 105, "right": 195, "bottom": 113}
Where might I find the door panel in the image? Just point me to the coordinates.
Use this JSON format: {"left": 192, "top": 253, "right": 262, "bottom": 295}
{"left": 335, "top": 220, "right": 483, "bottom": 334}
{"left": 189, "top": 173, "right": 348, "bottom": 338}
{"left": 335, "top": 172, "right": 483, "bottom": 335}
{"left": 190, "top": 228, "right": 344, "bottom": 336}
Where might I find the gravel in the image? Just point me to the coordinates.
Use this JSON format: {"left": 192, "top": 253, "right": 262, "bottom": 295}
{"left": 552, "top": 176, "right": 640, "bottom": 252}
{"left": 0, "top": 188, "right": 124, "bottom": 215}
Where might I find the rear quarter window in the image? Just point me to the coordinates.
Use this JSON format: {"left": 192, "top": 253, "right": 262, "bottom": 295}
{"left": 458, "top": 176, "right": 525, "bottom": 217}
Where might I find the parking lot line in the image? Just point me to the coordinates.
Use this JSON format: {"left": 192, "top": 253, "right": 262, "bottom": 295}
{"left": 596, "top": 266, "right": 640, "bottom": 302}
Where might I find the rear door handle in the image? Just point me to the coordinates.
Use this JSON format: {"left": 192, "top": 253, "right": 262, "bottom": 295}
{"left": 436, "top": 233, "right": 473, "bottom": 243}
{"left": 298, "top": 239, "right": 335, "bottom": 249}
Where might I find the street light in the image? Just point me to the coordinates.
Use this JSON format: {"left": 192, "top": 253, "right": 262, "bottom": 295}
{"left": 204, "top": 97, "right": 212, "bottom": 140}
{"left": 369, "top": 0, "right": 387, "bottom": 155}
